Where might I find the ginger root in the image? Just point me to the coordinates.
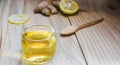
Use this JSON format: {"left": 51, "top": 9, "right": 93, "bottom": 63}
{"left": 34, "top": 0, "right": 59, "bottom": 16}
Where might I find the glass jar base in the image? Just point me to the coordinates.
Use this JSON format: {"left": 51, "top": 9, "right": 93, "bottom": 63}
{"left": 23, "top": 56, "right": 51, "bottom": 65}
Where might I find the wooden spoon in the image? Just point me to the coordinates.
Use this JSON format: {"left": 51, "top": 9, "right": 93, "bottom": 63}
{"left": 60, "top": 17, "right": 104, "bottom": 36}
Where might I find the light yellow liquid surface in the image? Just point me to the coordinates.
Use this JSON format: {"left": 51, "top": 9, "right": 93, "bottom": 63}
{"left": 22, "top": 31, "right": 56, "bottom": 64}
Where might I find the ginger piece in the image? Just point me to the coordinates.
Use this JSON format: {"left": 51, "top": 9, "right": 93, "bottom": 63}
{"left": 48, "top": 5, "right": 58, "bottom": 14}
{"left": 42, "top": 8, "right": 51, "bottom": 16}
{"left": 34, "top": 0, "right": 59, "bottom": 16}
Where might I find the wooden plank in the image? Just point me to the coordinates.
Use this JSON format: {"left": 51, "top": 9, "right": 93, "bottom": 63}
{"left": 22, "top": 0, "right": 87, "bottom": 65}
{"left": 68, "top": 0, "right": 120, "bottom": 65}
{"left": 50, "top": 15, "right": 87, "bottom": 65}
{"left": 0, "top": 0, "right": 24, "bottom": 65}
{"left": 0, "top": 0, "right": 4, "bottom": 49}
{"left": 1, "top": 0, "right": 12, "bottom": 41}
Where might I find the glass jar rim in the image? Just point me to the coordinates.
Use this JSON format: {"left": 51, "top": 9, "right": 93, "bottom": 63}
{"left": 23, "top": 25, "right": 55, "bottom": 41}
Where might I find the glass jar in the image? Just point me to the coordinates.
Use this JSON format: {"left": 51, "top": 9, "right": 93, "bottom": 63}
{"left": 21, "top": 25, "right": 56, "bottom": 64}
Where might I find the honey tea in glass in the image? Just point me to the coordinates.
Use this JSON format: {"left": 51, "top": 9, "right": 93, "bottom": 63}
{"left": 21, "top": 25, "right": 56, "bottom": 64}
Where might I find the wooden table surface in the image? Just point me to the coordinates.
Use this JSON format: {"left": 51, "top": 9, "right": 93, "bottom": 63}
{"left": 0, "top": 0, "right": 120, "bottom": 65}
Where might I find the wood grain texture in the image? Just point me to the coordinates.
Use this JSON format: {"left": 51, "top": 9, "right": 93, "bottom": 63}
{"left": 0, "top": 0, "right": 24, "bottom": 65}
{"left": 68, "top": 0, "right": 120, "bottom": 65}
{"left": 0, "top": 0, "right": 4, "bottom": 49}
{"left": 0, "top": 0, "right": 120, "bottom": 65}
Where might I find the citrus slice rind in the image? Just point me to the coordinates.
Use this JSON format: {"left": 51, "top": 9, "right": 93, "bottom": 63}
{"left": 59, "top": 1, "right": 79, "bottom": 15}
{"left": 8, "top": 14, "right": 29, "bottom": 24}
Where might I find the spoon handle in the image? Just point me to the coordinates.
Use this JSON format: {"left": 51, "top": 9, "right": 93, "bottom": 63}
{"left": 77, "top": 17, "right": 104, "bottom": 30}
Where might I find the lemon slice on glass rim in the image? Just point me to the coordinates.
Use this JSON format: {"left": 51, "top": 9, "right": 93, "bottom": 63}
{"left": 59, "top": 0, "right": 79, "bottom": 15}
{"left": 8, "top": 14, "right": 30, "bottom": 24}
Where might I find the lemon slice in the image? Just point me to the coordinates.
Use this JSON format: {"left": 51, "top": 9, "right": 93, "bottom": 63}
{"left": 59, "top": 0, "right": 79, "bottom": 15}
{"left": 8, "top": 14, "right": 29, "bottom": 24}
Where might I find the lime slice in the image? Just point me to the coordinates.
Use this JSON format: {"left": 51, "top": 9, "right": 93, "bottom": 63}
{"left": 8, "top": 14, "right": 29, "bottom": 24}
{"left": 59, "top": 0, "right": 79, "bottom": 15}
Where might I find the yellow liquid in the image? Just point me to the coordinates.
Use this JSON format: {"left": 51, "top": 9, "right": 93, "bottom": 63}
{"left": 22, "top": 31, "right": 56, "bottom": 64}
